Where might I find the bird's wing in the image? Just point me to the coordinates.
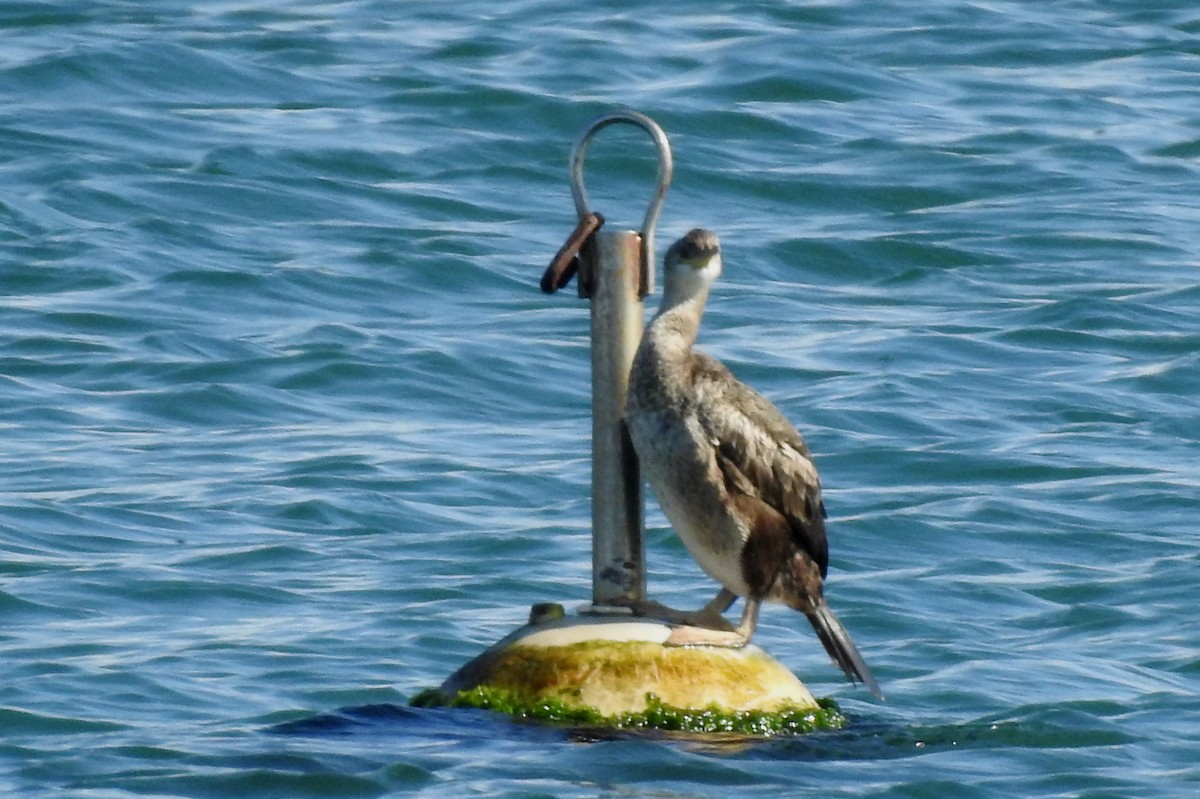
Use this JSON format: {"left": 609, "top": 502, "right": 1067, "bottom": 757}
{"left": 691, "top": 351, "right": 829, "bottom": 576}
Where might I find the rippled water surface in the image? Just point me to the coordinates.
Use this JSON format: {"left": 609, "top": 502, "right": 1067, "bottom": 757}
{"left": 2, "top": 1, "right": 1198, "bottom": 796}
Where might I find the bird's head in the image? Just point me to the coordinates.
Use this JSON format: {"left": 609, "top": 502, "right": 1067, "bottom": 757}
{"left": 662, "top": 228, "right": 722, "bottom": 306}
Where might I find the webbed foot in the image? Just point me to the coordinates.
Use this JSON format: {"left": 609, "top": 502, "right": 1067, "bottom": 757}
{"left": 614, "top": 588, "right": 739, "bottom": 631}
{"left": 610, "top": 598, "right": 733, "bottom": 630}
{"left": 664, "top": 624, "right": 749, "bottom": 648}
{"left": 666, "top": 595, "right": 762, "bottom": 649}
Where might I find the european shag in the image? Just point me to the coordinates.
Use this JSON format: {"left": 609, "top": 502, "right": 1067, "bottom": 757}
{"left": 625, "top": 228, "right": 882, "bottom": 698}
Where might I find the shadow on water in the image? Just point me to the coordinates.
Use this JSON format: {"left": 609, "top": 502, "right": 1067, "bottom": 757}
{"left": 268, "top": 701, "right": 1132, "bottom": 761}
{"left": 268, "top": 703, "right": 568, "bottom": 747}
{"left": 737, "top": 711, "right": 1132, "bottom": 762}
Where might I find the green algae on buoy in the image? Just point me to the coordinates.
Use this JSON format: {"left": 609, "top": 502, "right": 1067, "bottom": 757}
{"left": 412, "top": 604, "right": 845, "bottom": 735}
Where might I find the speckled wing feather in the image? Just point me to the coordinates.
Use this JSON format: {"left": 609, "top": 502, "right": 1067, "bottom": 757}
{"left": 690, "top": 351, "right": 830, "bottom": 576}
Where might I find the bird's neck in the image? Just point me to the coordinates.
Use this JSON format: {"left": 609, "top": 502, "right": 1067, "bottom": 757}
{"left": 648, "top": 290, "right": 708, "bottom": 353}
{"left": 630, "top": 291, "right": 709, "bottom": 412}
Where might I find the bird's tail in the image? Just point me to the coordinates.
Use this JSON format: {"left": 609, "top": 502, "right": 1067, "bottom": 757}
{"left": 805, "top": 600, "right": 884, "bottom": 700}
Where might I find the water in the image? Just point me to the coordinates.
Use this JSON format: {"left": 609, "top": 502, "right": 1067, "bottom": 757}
{"left": 2, "top": 1, "right": 1197, "bottom": 796}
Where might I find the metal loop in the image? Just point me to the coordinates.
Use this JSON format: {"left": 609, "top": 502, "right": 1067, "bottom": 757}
{"left": 569, "top": 110, "right": 673, "bottom": 296}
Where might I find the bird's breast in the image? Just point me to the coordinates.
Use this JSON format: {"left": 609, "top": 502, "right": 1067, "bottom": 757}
{"left": 626, "top": 404, "right": 752, "bottom": 596}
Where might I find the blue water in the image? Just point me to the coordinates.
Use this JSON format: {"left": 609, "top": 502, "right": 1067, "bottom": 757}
{"left": 2, "top": 1, "right": 1197, "bottom": 796}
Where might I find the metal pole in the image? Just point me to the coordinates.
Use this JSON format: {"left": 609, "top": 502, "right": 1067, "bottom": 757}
{"left": 558, "top": 110, "right": 673, "bottom": 611}
{"left": 587, "top": 229, "right": 645, "bottom": 607}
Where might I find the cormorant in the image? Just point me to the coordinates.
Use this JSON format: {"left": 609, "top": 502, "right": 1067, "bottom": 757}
{"left": 626, "top": 228, "right": 882, "bottom": 698}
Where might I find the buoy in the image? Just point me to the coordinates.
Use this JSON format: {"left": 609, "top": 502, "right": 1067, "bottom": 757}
{"left": 414, "top": 604, "right": 844, "bottom": 735}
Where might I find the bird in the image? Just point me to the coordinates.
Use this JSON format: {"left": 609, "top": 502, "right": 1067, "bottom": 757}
{"left": 625, "top": 228, "right": 882, "bottom": 698}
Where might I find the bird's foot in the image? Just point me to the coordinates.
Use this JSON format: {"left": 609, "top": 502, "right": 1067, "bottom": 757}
{"left": 666, "top": 595, "right": 760, "bottom": 648}
{"left": 664, "top": 624, "right": 749, "bottom": 648}
{"left": 611, "top": 598, "right": 736, "bottom": 632}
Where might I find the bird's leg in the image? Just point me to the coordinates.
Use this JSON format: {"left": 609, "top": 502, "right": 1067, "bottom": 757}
{"left": 694, "top": 587, "right": 738, "bottom": 624}
{"left": 612, "top": 588, "right": 738, "bottom": 631}
{"left": 665, "top": 596, "right": 760, "bottom": 648}
{"left": 734, "top": 596, "right": 761, "bottom": 640}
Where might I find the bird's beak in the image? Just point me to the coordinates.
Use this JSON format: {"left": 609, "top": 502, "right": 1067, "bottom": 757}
{"left": 684, "top": 249, "right": 720, "bottom": 270}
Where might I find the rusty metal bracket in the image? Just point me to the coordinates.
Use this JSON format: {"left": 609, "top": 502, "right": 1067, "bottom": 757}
{"left": 541, "top": 212, "right": 604, "bottom": 295}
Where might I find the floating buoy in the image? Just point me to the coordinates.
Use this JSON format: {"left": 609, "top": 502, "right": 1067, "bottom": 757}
{"left": 414, "top": 604, "right": 844, "bottom": 735}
